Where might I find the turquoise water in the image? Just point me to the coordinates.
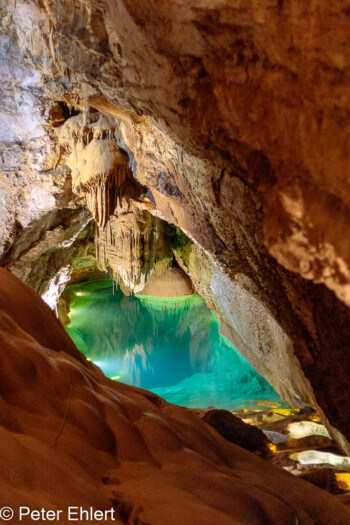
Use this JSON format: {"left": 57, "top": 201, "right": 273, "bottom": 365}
{"left": 65, "top": 280, "right": 284, "bottom": 410}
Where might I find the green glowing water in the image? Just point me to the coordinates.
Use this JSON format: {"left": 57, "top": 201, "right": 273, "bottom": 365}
{"left": 65, "top": 279, "right": 285, "bottom": 410}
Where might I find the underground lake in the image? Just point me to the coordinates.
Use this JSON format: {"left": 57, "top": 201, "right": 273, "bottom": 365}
{"left": 65, "top": 279, "right": 284, "bottom": 411}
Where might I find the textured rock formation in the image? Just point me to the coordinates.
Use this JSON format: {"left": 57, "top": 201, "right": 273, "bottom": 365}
{"left": 137, "top": 263, "right": 193, "bottom": 297}
{"left": 0, "top": 0, "right": 93, "bottom": 295}
{"left": 5, "top": 208, "right": 91, "bottom": 294}
{"left": 0, "top": 268, "right": 349, "bottom": 524}
{"left": 2, "top": 0, "right": 350, "bottom": 455}
{"left": 95, "top": 207, "right": 173, "bottom": 292}
{"left": 57, "top": 112, "right": 135, "bottom": 230}
{"left": 57, "top": 109, "right": 174, "bottom": 291}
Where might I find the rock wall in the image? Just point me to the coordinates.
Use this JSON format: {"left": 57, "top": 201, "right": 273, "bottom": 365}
{"left": 0, "top": 1, "right": 91, "bottom": 297}
{"left": 1, "top": 0, "right": 350, "bottom": 453}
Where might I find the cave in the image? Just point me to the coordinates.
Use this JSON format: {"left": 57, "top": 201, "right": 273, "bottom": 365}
{"left": 1, "top": 1, "right": 350, "bottom": 523}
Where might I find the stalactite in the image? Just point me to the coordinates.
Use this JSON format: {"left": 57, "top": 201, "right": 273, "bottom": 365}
{"left": 72, "top": 141, "right": 131, "bottom": 230}
{"left": 58, "top": 110, "right": 172, "bottom": 292}
{"left": 94, "top": 207, "right": 173, "bottom": 292}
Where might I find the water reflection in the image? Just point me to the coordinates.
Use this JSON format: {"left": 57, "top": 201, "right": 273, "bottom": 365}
{"left": 65, "top": 280, "right": 284, "bottom": 410}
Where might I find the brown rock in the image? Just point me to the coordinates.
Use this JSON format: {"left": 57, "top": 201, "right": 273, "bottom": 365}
{"left": 298, "top": 468, "right": 337, "bottom": 493}
{"left": 203, "top": 409, "right": 269, "bottom": 455}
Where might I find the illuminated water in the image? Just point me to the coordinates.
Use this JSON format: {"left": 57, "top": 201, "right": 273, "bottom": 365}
{"left": 65, "top": 280, "right": 284, "bottom": 410}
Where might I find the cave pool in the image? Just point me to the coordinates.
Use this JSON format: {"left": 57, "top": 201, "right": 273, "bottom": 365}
{"left": 65, "top": 279, "right": 285, "bottom": 411}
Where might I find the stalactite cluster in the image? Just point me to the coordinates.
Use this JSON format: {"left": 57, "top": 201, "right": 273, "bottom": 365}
{"left": 58, "top": 111, "right": 172, "bottom": 291}
{"left": 81, "top": 142, "right": 130, "bottom": 229}
{"left": 96, "top": 208, "right": 172, "bottom": 292}
{"left": 58, "top": 112, "right": 131, "bottom": 228}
